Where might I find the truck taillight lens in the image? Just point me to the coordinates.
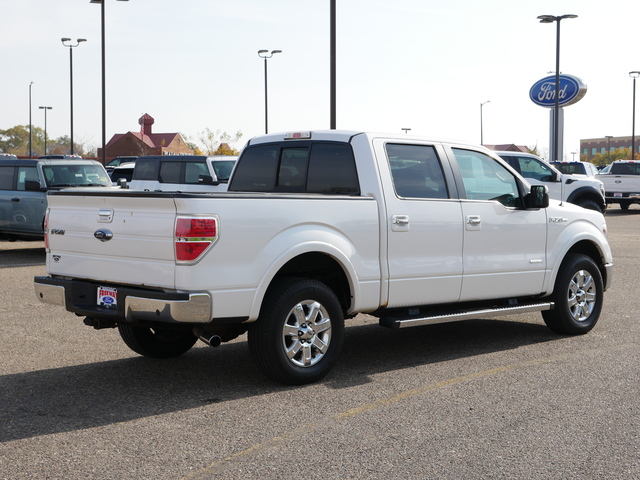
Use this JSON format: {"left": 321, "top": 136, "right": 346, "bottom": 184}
{"left": 175, "top": 216, "right": 218, "bottom": 263}
{"left": 43, "top": 209, "right": 50, "bottom": 251}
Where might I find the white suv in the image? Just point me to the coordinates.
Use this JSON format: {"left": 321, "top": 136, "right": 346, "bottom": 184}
{"left": 496, "top": 151, "right": 606, "bottom": 213}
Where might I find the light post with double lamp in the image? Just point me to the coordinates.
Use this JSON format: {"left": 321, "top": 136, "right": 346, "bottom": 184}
{"left": 39, "top": 106, "right": 52, "bottom": 156}
{"left": 257, "top": 49, "right": 282, "bottom": 134}
{"left": 630, "top": 71, "right": 640, "bottom": 160}
{"left": 61, "top": 38, "right": 86, "bottom": 155}
{"left": 537, "top": 14, "right": 578, "bottom": 162}
{"left": 605, "top": 135, "right": 613, "bottom": 164}
{"left": 90, "top": 0, "right": 129, "bottom": 164}
{"left": 480, "top": 100, "right": 490, "bottom": 145}
{"left": 29, "top": 82, "right": 34, "bottom": 158}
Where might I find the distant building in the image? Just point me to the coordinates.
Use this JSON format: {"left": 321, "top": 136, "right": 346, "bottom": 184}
{"left": 580, "top": 136, "right": 639, "bottom": 162}
{"left": 484, "top": 144, "right": 530, "bottom": 153}
{"left": 98, "top": 113, "right": 193, "bottom": 160}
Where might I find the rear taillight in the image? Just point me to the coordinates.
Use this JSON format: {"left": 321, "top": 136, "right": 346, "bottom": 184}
{"left": 43, "top": 209, "right": 50, "bottom": 251}
{"left": 175, "top": 216, "right": 218, "bottom": 263}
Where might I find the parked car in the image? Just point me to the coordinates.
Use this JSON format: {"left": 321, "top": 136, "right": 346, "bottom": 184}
{"left": 0, "top": 158, "right": 111, "bottom": 240}
{"left": 496, "top": 151, "right": 605, "bottom": 212}
{"left": 108, "top": 162, "right": 136, "bottom": 186}
{"left": 39, "top": 155, "right": 84, "bottom": 160}
{"left": 128, "top": 155, "right": 237, "bottom": 192}
{"left": 0, "top": 154, "right": 18, "bottom": 160}
{"left": 105, "top": 156, "right": 138, "bottom": 172}
{"left": 550, "top": 161, "right": 600, "bottom": 178}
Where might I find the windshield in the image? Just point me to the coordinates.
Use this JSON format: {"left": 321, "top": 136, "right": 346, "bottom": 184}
{"left": 42, "top": 164, "right": 111, "bottom": 187}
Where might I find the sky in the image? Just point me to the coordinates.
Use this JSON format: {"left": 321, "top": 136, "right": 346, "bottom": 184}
{"left": 2, "top": 0, "right": 639, "bottom": 160}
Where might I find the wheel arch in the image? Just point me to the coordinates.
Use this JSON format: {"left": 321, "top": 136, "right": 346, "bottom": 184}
{"left": 548, "top": 239, "right": 611, "bottom": 295}
{"left": 566, "top": 187, "right": 606, "bottom": 211}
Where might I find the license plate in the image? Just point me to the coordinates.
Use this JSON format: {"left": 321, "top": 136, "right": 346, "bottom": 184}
{"left": 97, "top": 286, "right": 117, "bottom": 307}
{"left": 614, "top": 193, "right": 623, "bottom": 197}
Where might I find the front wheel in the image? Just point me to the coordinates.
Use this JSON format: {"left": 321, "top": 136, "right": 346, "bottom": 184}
{"left": 542, "top": 254, "right": 604, "bottom": 335}
{"left": 248, "top": 278, "right": 345, "bottom": 385}
{"left": 574, "top": 199, "right": 602, "bottom": 213}
{"left": 118, "top": 324, "right": 197, "bottom": 358}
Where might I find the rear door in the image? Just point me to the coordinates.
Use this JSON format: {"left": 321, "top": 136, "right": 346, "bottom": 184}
{"left": 374, "top": 139, "right": 464, "bottom": 307}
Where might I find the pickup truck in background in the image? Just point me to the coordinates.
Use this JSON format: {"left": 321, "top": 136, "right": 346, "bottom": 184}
{"left": 126, "top": 155, "right": 237, "bottom": 192}
{"left": 34, "top": 131, "right": 613, "bottom": 384}
{"left": 596, "top": 160, "right": 640, "bottom": 210}
{"left": 496, "top": 151, "right": 606, "bottom": 213}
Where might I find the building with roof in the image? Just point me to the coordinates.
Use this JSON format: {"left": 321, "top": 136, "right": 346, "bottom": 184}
{"left": 98, "top": 113, "right": 194, "bottom": 160}
{"left": 580, "top": 135, "right": 639, "bottom": 162}
{"left": 483, "top": 144, "right": 530, "bottom": 153}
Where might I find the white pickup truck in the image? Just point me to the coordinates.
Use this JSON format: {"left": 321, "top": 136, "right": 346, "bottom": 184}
{"left": 34, "top": 130, "right": 613, "bottom": 385}
{"left": 596, "top": 160, "right": 640, "bottom": 210}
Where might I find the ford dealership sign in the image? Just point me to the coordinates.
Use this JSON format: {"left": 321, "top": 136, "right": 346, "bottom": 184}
{"left": 529, "top": 74, "right": 587, "bottom": 108}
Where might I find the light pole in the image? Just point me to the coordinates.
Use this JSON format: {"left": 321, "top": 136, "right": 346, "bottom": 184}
{"left": 605, "top": 135, "right": 613, "bottom": 164}
{"left": 401, "top": 128, "right": 411, "bottom": 134}
{"left": 39, "top": 106, "right": 52, "bottom": 156}
{"left": 480, "top": 100, "right": 490, "bottom": 145}
{"left": 538, "top": 14, "right": 578, "bottom": 162}
{"left": 630, "top": 71, "right": 640, "bottom": 160}
{"left": 571, "top": 151, "right": 577, "bottom": 161}
{"left": 61, "top": 38, "right": 87, "bottom": 155}
{"left": 257, "top": 49, "right": 282, "bottom": 134}
{"left": 29, "top": 82, "right": 34, "bottom": 158}
{"left": 90, "top": 0, "right": 129, "bottom": 164}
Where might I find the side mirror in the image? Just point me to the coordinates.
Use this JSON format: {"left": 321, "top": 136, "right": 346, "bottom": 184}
{"left": 198, "top": 174, "right": 219, "bottom": 185}
{"left": 117, "top": 178, "right": 129, "bottom": 189}
{"left": 527, "top": 185, "right": 549, "bottom": 209}
{"left": 25, "top": 180, "right": 45, "bottom": 191}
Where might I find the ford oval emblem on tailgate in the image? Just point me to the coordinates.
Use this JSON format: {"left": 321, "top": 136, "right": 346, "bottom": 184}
{"left": 94, "top": 229, "right": 113, "bottom": 242}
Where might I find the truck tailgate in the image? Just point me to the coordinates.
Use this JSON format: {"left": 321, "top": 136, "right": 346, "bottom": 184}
{"left": 45, "top": 191, "right": 178, "bottom": 288}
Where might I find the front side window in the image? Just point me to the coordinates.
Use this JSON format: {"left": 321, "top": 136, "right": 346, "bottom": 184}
{"left": 184, "top": 162, "right": 208, "bottom": 184}
{"left": 453, "top": 148, "right": 522, "bottom": 208}
{"left": 513, "top": 156, "right": 554, "bottom": 181}
{"left": 386, "top": 144, "right": 448, "bottom": 199}
{"left": 16, "top": 167, "right": 39, "bottom": 190}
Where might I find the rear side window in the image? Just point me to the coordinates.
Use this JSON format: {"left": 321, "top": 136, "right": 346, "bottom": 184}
{"left": 0, "top": 166, "right": 15, "bottom": 190}
{"left": 386, "top": 144, "right": 448, "bottom": 199}
{"left": 133, "top": 159, "right": 159, "bottom": 180}
{"left": 229, "top": 142, "right": 359, "bottom": 194}
{"left": 159, "top": 161, "right": 182, "bottom": 183}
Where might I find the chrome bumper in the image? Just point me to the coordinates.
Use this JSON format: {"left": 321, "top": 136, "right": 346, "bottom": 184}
{"left": 34, "top": 280, "right": 212, "bottom": 324}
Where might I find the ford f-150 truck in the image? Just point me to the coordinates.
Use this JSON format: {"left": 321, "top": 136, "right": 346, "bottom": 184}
{"left": 596, "top": 159, "right": 640, "bottom": 210}
{"left": 34, "top": 130, "right": 613, "bottom": 385}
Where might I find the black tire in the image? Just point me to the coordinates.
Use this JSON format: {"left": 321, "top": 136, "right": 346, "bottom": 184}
{"left": 117, "top": 324, "right": 197, "bottom": 358}
{"left": 542, "top": 253, "right": 603, "bottom": 335}
{"left": 248, "top": 278, "right": 345, "bottom": 385}
{"left": 574, "top": 199, "right": 601, "bottom": 213}
{"left": 620, "top": 202, "right": 631, "bottom": 210}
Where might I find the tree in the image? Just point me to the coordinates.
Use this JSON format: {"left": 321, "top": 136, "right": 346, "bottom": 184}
{"left": 590, "top": 148, "right": 631, "bottom": 167}
{"left": 197, "top": 128, "right": 243, "bottom": 156}
{"left": 0, "top": 125, "right": 44, "bottom": 156}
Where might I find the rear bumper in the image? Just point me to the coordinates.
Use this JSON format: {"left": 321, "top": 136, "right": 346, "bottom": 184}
{"left": 34, "top": 276, "right": 211, "bottom": 324}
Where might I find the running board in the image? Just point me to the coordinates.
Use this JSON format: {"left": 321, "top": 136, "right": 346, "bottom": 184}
{"left": 379, "top": 302, "right": 554, "bottom": 329}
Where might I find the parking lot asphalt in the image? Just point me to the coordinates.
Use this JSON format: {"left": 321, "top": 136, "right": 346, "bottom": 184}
{"left": 0, "top": 206, "right": 638, "bottom": 480}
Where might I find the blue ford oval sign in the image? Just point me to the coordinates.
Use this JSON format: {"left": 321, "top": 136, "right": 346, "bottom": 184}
{"left": 529, "top": 74, "right": 587, "bottom": 108}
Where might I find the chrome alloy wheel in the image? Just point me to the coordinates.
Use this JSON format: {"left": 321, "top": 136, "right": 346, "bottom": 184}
{"left": 281, "top": 299, "right": 332, "bottom": 368}
{"left": 567, "top": 269, "right": 596, "bottom": 322}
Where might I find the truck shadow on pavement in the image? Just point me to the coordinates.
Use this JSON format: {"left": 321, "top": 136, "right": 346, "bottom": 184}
{"left": 0, "top": 318, "right": 557, "bottom": 443}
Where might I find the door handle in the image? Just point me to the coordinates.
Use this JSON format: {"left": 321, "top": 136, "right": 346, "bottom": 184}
{"left": 11, "top": 197, "right": 20, "bottom": 202}
{"left": 392, "top": 215, "right": 409, "bottom": 225}
{"left": 466, "top": 215, "right": 481, "bottom": 226}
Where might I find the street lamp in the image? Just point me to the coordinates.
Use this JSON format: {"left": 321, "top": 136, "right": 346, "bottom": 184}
{"left": 630, "top": 71, "right": 640, "bottom": 160}
{"left": 538, "top": 14, "right": 578, "bottom": 162}
{"left": 401, "top": 128, "right": 411, "bottom": 134}
{"left": 480, "top": 100, "right": 490, "bottom": 145}
{"left": 605, "top": 135, "right": 613, "bottom": 164}
{"left": 39, "top": 106, "right": 53, "bottom": 156}
{"left": 257, "top": 49, "right": 282, "bottom": 134}
{"left": 90, "top": 0, "right": 129, "bottom": 164}
{"left": 61, "top": 38, "right": 87, "bottom": 155}
{"left": 29, "top": 82, "right": 34, "bottom": 158}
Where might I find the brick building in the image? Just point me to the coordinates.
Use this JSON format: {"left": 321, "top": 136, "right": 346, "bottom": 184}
{"left": 580, "top": 135, "right": 639, "bottom": 162}
{"left": 98, "top": 113, "right": 193, "bottom": 159}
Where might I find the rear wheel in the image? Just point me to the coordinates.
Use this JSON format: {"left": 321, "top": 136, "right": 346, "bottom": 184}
{"left": 542, "top": 254, "right": 603, "bottom": 335}
{"left": 248, "top": 278, "right": 345, "bottom": 385}
{"left": 118, "top": 324, "right": 197, "bottom": 358}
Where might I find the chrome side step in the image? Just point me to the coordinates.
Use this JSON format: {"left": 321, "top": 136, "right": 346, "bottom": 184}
{"left": 379, "top": 302, "right": 554, "bottom": 329}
